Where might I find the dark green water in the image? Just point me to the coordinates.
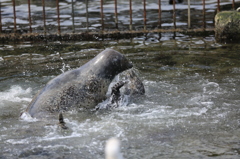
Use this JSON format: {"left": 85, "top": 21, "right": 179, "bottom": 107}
{"left": 0, "top": 34, "right": 240, "bottom": 159}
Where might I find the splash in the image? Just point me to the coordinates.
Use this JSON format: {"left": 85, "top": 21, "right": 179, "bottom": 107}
{"left": 0, "top": 85, "right": 32, "bottom": 104}
{"left": 19, "top": 111, "right": 38, "bottom": 122}
{"left": 96, "top": 68, "right": 144, "bottom": 110}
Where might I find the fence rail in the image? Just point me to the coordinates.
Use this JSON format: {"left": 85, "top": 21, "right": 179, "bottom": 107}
{"left": 0, "top": 0, "right": 239, "bottom": 41}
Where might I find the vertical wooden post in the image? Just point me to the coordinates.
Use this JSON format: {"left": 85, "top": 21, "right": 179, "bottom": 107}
{"left": 158, "top": 0, "right": 161, "bottom": 29}
{"left": 114, "top": 0, "right": 118, "bottom": 29}
{"left": 187, "top": 0, "right": 191, "bottom": 29}
{"left": 202, "top": 0, "right": 206, "bottom": 29}
{"left": 129, "top": 0, "right": 132, "bottom": 30}
{"left": 232, "top": 0, "right": 235, "bottom": 9}
{"left": 56, "top": 0, "right": 61, "bottom": 34}
{"left": 42, "top": 0, "right": 46, "bottom": 35}
{"left": 172, "top": 0, "right": 176, "bottom": 30}
{"left": 217, "top": 0, "right": 220, "bottom": 12}
{"left": 100, "top": 0, "right": 104, "bottom": 31}
{"left": 12, "top": 0, "right": 17, "bottom": 33}
{"left": 28, "top": 0, "right": 32, "bottom": 33}
{"left": 85, "top": 0, "right": 89, "bottom": 31}
{"left": 71, "top": 0, "right": 75, "bottom": 33}
{"left": 143, "top": 0, "right": 146, "bottom": 30}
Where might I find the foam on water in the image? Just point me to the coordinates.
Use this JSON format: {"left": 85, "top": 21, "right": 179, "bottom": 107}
{"left": 1, "top": 39, "right": 240, "bottom": 158}
{"left": 0, "top": 85, "right": 32, "bottom": 105}
{"left": 1, "top": 74, "right": 239, "bottom": 158}
{"left": 19, "top": 112, "right": 39, "bottom": 122}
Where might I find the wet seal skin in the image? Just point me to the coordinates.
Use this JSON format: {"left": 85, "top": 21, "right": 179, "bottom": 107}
{"left": 95, "top": 68, "right": 145, "bottom": 110}
{"left": 25, "top": 48, "right": 133, "bottom": 119}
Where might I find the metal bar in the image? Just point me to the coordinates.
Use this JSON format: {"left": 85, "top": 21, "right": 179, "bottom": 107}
{"left": 143, "top": 0, "right": 146, "bottom": 30}
{"left": 187, "top": 0, "right": 191, "bottom": 28}
{"left": 158, "top": 0, "right": 161, "bottom": 29}
{"left": 203, "top": 0, "right": 206, "bottom": 29}
{"left": 232, "top": 0, "right": 235, "bottom": 9}
{"left": 28, "top": 0, "right": 32, "bottom": 33}
{"left": 129, "top": 0, "right": 132, "bottom": 30}
{"left": 172, "top": 0, "right": 176, "bottom": 29}
{"left": 114, "top": 0, "right": 118, "bottom": 29}
{"left": 0, "top": 2, "right": 2, "bottom": 33}
{"left": 56, "top": 0, "right": 61, "bottom": 34}
{"left": 85, "top": 0, "right": 89, "bottom": 31}
{"left": 12, "top": 0, "right": 17, "bottom": 33}
{"left": 42, "top": 0, "right": 46, "bottom": 35}
{"left": 71, "top": 0, "right": 75, "bottom": 33}
{"left": 100, "top": 0, "right": 104, "bottom": 31}
{"left": 217, "top": 0, "right": 220, "bottom": 12}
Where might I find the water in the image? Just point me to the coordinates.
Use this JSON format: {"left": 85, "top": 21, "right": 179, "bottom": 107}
{"left": 1, "top": 1, "right": 240, "bottom": 158}
{"left": 0, "top": 33, "right": 240, "bottom": 159}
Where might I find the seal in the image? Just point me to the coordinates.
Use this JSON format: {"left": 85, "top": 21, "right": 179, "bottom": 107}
{"left": 25, "top": 48, "right": 133, "bottom": 118}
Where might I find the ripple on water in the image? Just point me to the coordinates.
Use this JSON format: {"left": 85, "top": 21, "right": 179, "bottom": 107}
{"left": 0, "top": 74, "right": 239, "bottom": 158}
{"left": 1, "top": 40, "right": 240, "bottom": 158}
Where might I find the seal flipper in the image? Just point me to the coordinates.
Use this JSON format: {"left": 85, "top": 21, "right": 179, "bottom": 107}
{"left": 95, "top": 81, "right": 127, "bottom": 110}
{"left": 110, "top": 81, "right": 127, "bottom": 107}
{"left": 58, "top": 112, "right": 68, "bottom": 129}
{"left": 111, "top": 81, "right": 126, "bottom": 96}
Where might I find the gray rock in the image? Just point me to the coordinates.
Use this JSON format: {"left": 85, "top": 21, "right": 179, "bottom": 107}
{"left": 215, "top": 9, "right": 240, "bottom": 43}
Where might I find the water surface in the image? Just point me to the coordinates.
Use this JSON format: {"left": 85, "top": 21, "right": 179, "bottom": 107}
{"left": 0, "top": 34, "right": 240, "bottom": 158}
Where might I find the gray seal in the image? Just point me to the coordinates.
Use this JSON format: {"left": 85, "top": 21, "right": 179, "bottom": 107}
{"left": 25, "top": 48, "right": 133, "bottom": 118}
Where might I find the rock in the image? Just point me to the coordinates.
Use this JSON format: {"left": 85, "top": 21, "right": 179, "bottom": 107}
{"left": 215, "top": 9, "right": 240, "bottom": 43}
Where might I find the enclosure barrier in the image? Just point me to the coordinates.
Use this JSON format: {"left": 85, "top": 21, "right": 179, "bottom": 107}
{"left": 0, "top": 0, "right": 239, "bottom": 41}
